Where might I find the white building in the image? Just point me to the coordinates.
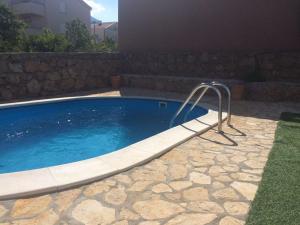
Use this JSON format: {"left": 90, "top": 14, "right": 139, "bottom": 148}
{"left": 2, "top": 0, "right": 91, "bottom": 34}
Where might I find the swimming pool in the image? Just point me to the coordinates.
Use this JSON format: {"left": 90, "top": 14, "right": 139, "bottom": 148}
{"left": 0, "top": 97, "right": 208, "bottom": 174}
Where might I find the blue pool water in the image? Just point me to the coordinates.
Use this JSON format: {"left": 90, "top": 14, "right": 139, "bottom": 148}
{"left": 0, "top": 98, "right": 207, "bottom": 173}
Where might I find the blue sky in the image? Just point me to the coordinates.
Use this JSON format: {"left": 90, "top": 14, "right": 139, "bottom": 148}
{"left": 83, "top": 0, "right": 118, "bottom": 22}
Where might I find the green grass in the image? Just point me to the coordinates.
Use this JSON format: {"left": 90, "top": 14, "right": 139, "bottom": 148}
{"left": 246, "top": 112, "right": 300, "bottom": 225}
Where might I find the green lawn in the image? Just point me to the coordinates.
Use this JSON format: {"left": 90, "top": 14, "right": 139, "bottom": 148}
{"left": 246, "top": 112, "right": 300, "bottom": 225}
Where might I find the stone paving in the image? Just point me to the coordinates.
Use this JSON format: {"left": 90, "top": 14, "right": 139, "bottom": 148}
{"left": 0, "top": 89, "right": 299, "bottom": 225}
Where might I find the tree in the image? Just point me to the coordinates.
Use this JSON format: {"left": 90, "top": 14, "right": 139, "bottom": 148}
{"left": 24, "top": 29, "right": 69, "bottom": 52}
{"left": 0, "top": 4, "right": 26, "bottom": 51}
{"left": 65, "top": 19, "right": 92, "bottom": 51}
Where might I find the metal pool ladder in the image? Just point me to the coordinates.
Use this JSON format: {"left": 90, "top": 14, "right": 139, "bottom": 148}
{"left": 169, "top": 81, "right": 231, "bottom": 133}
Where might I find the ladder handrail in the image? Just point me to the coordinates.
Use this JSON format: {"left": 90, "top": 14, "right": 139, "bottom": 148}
{"left": 169, "top": 83, "right": 223, "bottom": 132}
{"left": 183, "top": 87, "right": 209, "bottom": 122}
{"left": 183, "top": 82, "right": 231, "bottom": 126}
{"left": 211, "top": 81, "right": 231, "bottom": 125}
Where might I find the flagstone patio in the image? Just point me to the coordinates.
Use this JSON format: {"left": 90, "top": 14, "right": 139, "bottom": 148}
{"left": 0, "top": 89, "right": 299, "bottom": 225}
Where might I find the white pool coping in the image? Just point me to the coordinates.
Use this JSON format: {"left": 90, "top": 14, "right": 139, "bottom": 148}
{"left": 0, "top": 95, "right": 227, "bottom": 200}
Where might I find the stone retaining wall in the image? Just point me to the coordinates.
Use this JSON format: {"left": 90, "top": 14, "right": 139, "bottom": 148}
{"left": 122, "top": 52, "right": 300, "bottom": 82}
{"left": 121, "top": 51, "right": 300, "bottom": 102}
{"left": 122, "top": 74, "right": 300, "bottom": 102}
{"left": 0, "top": 53, "right": 121, "bottom": 101}
{"left": 0, "top": 52, "right": 299, "bottom": 102}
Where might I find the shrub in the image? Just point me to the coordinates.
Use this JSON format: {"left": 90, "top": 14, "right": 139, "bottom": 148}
{"left": 23, "top": 29, "right": 69, "bottom": 52}
{"left": 93, "top": 38, "right": 117, "bottom": 52}
{"left": 243, "top": 56, "right": 266, "bottom": 82}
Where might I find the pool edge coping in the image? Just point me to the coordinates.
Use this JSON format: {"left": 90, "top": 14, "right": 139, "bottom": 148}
{"left": 0, "top": 95, "right": 227, "bottom": 200}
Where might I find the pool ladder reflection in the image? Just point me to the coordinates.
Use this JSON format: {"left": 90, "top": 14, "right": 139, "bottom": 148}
{"left": 169, "top": 82, "right": 231, "bottom": 133}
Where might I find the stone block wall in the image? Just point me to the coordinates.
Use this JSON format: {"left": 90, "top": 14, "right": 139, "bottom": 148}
{"left": 0, "top": 53, "right": 121, "bottom": 101}
{"left": 0, "top": 52, "right": 299, "bottom": 102}
{"left": 122, "top": 74, "right": 300, "bottom": 102}
{"left": 121, "top": 51, "right": 300, "bottom": 102}
{"left": 122, "top": 52, "right": 300, "bottom": 82}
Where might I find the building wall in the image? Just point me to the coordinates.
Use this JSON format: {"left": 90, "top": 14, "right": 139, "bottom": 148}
{"left": 93, "top": 23, "right": 118, "bottom": 43}
{"left": 119, "top": 0, "right": 300, "bottom": 52}
{"left": 2, "top": 0, "right": 91, "bottom": 34}
{"left": 46, "top": 0, "right": 91, "bottom": 34}
{"left": 105, "top": 23, "right": 118, "bottom": 43}
{"left": 0, "top": 0, "right": 9, "bottom": 6}
{"left": 93, "top": 23, "right": 111, "bottom": 43}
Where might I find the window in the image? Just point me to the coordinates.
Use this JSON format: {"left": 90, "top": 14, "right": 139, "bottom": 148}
{"left": 59, "top": 1, "right": 66, "bottom": 13}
